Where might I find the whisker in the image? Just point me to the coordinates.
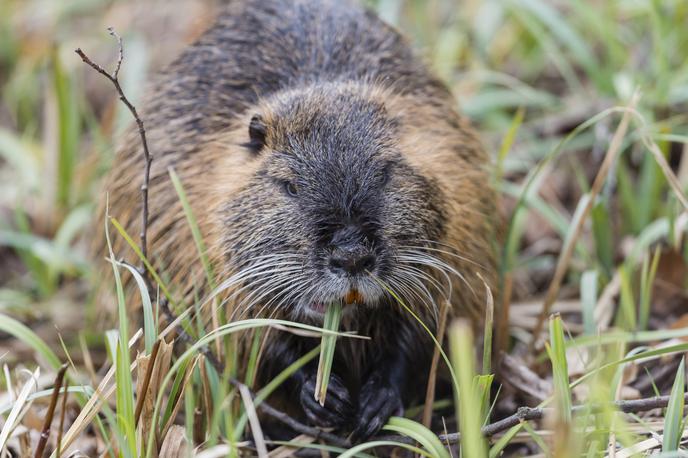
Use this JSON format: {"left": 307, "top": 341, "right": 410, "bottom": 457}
{"left": 386, "top": 276, "right": 439, "bottom": 324}
{"left": 242, "top": 275, "right": 308, "bottom": 318}
{"left": 396, "top": 252, "right": 455, "bottom": 295}
{"left": 262, "top": 280, "right": 313, "bottom": 318}
{"left": 211, "top": 260, "right": 303, "bottom": 297}
{"left": 404, "top": 240, "right": 487, "bottom": 270}
{"left": 395, "top": 265, "right": 448, "bottom": 300}
{"left": 386, "top": 274, "right": 435, "bottom": 317}
{"left": 230, "top": 272, "right": 304, "bottom": 320}
{"left": 396, "top": 250, "right": 476, "bottom": 298}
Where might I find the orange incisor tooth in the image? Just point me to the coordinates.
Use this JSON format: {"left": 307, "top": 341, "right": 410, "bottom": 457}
{"left": 344, "top": 289, "right": 363, "bottom": 305}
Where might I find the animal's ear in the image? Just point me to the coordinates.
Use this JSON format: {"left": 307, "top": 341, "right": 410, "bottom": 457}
{"left": 244, "top": 114, "right": 267, "bottom": 154}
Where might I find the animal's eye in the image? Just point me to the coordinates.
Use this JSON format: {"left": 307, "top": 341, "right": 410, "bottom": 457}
{"left": 284, "top": 181, "right": 299, "bottom": 197}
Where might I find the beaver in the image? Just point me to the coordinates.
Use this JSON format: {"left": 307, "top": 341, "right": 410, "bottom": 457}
{"left": 100, "top": 0, "right": 497, "bottom": 441}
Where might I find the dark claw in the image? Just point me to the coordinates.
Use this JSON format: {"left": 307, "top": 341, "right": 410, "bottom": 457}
{"left": 350, "top": 373, "right": 403, "bottom": 443}
{"left": 299, "top": 372, "right": 354, "bottom": 429}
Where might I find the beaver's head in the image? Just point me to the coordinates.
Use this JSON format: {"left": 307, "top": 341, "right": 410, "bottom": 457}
{"left": 219, "top": 82, "right": 447, "bottom": 321}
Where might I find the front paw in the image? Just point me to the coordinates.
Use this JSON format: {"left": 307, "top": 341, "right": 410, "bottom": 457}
{"left": 350, "top": 372, "right": 404, "bottom": 442}
{"left": 299, "top": 372, "right": 355, "bottom": 429}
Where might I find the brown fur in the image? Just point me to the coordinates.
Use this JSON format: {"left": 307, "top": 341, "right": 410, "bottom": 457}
{"left": 96, "top": 0, "right": 498, "bottom": 433}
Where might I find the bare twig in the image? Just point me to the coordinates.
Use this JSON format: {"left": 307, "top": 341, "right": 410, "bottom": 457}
{"left": 438, "top": 392, "right": 688, "bottom": 443}
{"left": 34, "top": 363, "right": 68, "bottom": 458}
{"left": 476, "top": 406, "right": 543, "bottom": 438}
{"left": 529, "top": 93, "right": 639, "bottom": 351}
{"left": 55, "top": 371, "right": 69, "bottom": 457}
{"left": 75, "top": 27, "right": 154, "bottom": 279}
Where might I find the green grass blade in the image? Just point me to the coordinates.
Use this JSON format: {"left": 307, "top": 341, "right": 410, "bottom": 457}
{"left": 580, "top": 270, "right": 598, "bottom": 335}
{"left": 451, "top": 320, "right": 488, "bottom": 457}
{"left": 639, "top": 246, "right": 661, "bottom": 331}
{"left": 52, "top": 48, "right": 80, "bottom": 211}
{"left": 105, "top": 207, "right": 136, "bottom": 457}
{"left": 548, "top": 315, "right": 572, "bottom": 424}
{"left": 244, "top": 328, "right": 264, "bottom": 388}
{"left": 0, "top": 314, "right": 61, "bottom": 369}
{"left": 494, "top": 106, "right": 524, "bottom": 182}
{"left": 382, "top": 416, "right": 450, "bottom": 458}
{"left": 168, "top": 167, "right": 216, "bottom": 290}
{"left": 116, "top": 261, "right": 157, "bottom": 354}
{"left": 267, "top": 440, "right": 375, "bottom": 457}
{"left": 114, "top": 339, "right": 136, "bottom": 457}
{"left": 490, "top": 424, "right": 522, "bottom": 457}
{"left": 615, "top": 265, "right": 637, "bottom": 331}
{"left": 0, "top": 229, "right": 86, "bottom": 276}
{"left": 474, "top": 374, "right": 495, "bottom": 426}
{"left": 54, "top": 204, "right": 93, "bottom": 249}
{"left": 338, "top": 440, "right": 433, "bottom": 458}
{"left": 160, "top": 357, "right": 193, "bottom": 431}
{"left": 315, "top": 301, "right": 343, "bottom": 405}
{"left": 522, "top": 420, "right": 550, "bottom": 454}
{"left": 662, "top": 357, "right": 685, "bottom": 452}
{"left": 571, "top": 342, "right": 688, "bottom": 390}
{"left": 109, "top": 216, "right": 175, "bottom": 305}
{"left": 591, "top": 201, "right": 614, "bottom": 275}
{"left": 481, "top": 278, "right": 495, "bottom": 375}
{"left": 511, "top": 0, "right": 597, "bottom": 73}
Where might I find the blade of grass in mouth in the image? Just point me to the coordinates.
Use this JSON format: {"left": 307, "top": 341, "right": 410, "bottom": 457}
{"left": 315, "top": 301, "right": 343, "bottom": 406}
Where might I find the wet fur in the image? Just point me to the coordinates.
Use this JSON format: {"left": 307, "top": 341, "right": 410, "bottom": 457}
{"left": 99, "top": 0, "right": 497, "bottom": 440}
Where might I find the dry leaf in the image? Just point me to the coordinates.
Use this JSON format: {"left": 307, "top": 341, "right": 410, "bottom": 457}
{"left": 159, "top": 425, "right": 189, "bottom": 458}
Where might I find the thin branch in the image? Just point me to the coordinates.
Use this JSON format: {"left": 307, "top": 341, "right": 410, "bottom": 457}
{"left": 55, "top": 373, "right": 69, "bottom": 458}
{"left": 75, "top": 27, "right": 154, "bottom": 279}
{"left": 438, "top": 392, "right": 688, "bottom": 443}
{"left": 34, "top": 363, "right": 69, "bottom": 458}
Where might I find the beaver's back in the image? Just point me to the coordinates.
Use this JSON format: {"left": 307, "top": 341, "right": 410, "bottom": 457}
{"left": 154, "top": 0, "right": 447, "bottom": 132}
{"left": 135, "top": 0, "right": 447, "bottom": 151}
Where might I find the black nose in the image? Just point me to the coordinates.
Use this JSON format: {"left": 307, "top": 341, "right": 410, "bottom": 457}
{"left": 329, "top": 252, "right": 376, "bottom": 276}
